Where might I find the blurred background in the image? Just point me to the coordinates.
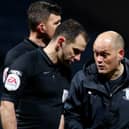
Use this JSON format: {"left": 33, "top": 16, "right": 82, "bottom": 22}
{"left": 0, "top": 0, "right": 129, "bottom": 74}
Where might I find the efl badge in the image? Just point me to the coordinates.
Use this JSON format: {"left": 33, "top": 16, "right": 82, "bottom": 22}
{"left": 62, "top": 89, "right": 69, "bottom": 103}
{"left": 123, "top": 88, "right": 129, "bottom": 100}
{"left": 5, "top": 73, "right": 21, "bottom": 91}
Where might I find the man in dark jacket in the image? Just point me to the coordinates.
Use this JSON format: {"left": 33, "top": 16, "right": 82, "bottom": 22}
{"left": 64, "top": 31, "right": 129, "bottom": 129}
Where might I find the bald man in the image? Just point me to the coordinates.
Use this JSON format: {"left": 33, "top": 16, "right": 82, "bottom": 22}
{"left": 64, "top": 31, "right": 129, "bottom": 129}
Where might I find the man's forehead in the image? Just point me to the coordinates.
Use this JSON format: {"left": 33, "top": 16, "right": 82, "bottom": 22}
{"left": 94, "top": 31, "right": 118, "bottom": 46}
{"left": 94, "top": 36, "right": 114, "bottom": 48}
{"left": 93, "top": 39, "right": 114, "bottom": 52}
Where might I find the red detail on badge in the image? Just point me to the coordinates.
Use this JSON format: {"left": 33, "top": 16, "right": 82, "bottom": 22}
{"left": 7, "top": 76, "right": 17, "bottom": 84}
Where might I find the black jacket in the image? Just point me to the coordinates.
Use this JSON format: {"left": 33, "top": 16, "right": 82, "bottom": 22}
{"left": 64, "top": 58, "right": 129, "bottom": 129}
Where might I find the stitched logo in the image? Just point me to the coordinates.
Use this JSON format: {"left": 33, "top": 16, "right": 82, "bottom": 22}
{"left": 5, "top": 73, "right": 21, "bottom": 91}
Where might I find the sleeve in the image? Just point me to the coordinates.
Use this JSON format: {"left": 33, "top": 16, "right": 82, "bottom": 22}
{"left": 1, "top": 62, "right": 27, "bottom": 104}
{"left": 64, "top": 71, "right": 86, "bottom": 129}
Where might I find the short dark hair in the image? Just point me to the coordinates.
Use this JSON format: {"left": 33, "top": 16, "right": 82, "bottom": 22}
{"left": 27, "top": 1, "right": 61, "bottom": 31}
{"left": 53, "top": 19, "right": 89, "bottom": 43}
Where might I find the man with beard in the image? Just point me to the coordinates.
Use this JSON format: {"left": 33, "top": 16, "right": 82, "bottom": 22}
{"left": 3, "top": 0, "right": 61, "bottom": 79}
{"left": 0, "top": 19, "right": 88, "bottom": 129}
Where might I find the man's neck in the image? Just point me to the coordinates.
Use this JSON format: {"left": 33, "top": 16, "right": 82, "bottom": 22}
{"left": 43, "top": 42, "right": 58, "bottom": 64}
{"left": 29, "top": 32, "right": 46, "bottom": 47}
{"left": 110, "top": 63, "right": 124, "bottom": 80}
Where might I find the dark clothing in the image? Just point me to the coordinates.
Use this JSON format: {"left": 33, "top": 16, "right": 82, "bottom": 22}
{"left": 1, "top": 48, "right": 70, "bottom": 129}
{"left": 0, "top": 34, "right": 39, "bottom": 129}
{"left": 2, "top": 38, "right": 38, "bottom": 87}
{"left": 64, "top": 58, "right": 129, "bottom": 129}
{"left": 4, "top": 39, "right": 39, "bottom": 66}
{"left": 1, "top": 38, "right": 39, "bottom": 96}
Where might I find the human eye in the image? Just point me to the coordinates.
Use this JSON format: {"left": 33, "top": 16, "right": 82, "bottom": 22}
{"left": 101, "top": 52, "right": 108, "bottom": 58}
{"left": 55, "top": 20, "right": 61, "bottom": 25}
{"left": 73, "top": 48, "right": 81, "bottom": 55}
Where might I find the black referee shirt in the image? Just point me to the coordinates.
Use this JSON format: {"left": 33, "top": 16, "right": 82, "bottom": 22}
{"left": 1, "top": 48, "right": 70, "bottom": 129}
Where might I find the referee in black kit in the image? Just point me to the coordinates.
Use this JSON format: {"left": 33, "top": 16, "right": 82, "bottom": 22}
{"left": 3, "top": 0, "right": 61, "bottom": 77}
{"left": 0, "top": 19, "right": 89, "bottom": 129}
{"left": 0, "top": 1, "right": 61, "bottom": 129}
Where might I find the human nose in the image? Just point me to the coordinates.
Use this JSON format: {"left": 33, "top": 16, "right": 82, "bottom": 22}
{"left": 74, "top": 54, "right": 81, "bottom": 61}
{"left": 96, "top": 55, "right": 104, "bottom": 63}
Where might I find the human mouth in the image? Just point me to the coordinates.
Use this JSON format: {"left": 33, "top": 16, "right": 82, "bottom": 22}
{"left": 97, "top": 65, "right": 105, "bottom": 70}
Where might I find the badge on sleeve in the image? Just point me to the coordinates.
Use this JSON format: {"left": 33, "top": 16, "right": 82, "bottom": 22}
{"left": 5, "top": 73, "right": 21, "bottom": 91}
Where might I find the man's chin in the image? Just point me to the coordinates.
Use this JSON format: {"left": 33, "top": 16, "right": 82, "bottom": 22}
{"left": 98, "top": 70, "right": 107, "bottom": 74}
{"left": 62, "top": 60, "right": 71, "bottom": 67}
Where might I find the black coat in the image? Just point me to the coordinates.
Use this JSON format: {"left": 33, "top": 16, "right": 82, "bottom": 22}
{"left": 64, "top": 58, "right": 129, "bottom": 129}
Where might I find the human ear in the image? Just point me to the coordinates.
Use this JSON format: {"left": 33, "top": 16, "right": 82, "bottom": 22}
{"left": 119, "top": 49, "right": 125, "bottom": 60}
{"left": 37, "top": 23, "right": 46, "bottom": 33}
{"left": 58, "top": 37, "right": 65, "bottom": 44}
{"left": 56, "top": 37, "right": 65, "bottom": 51}
{"left": 58, "top": 36, "right": 65, "bottom": 47}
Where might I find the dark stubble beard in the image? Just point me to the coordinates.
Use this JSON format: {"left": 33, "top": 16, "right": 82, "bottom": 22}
{"left": 38, "top": 33, "right": 51, "bottom": 46}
